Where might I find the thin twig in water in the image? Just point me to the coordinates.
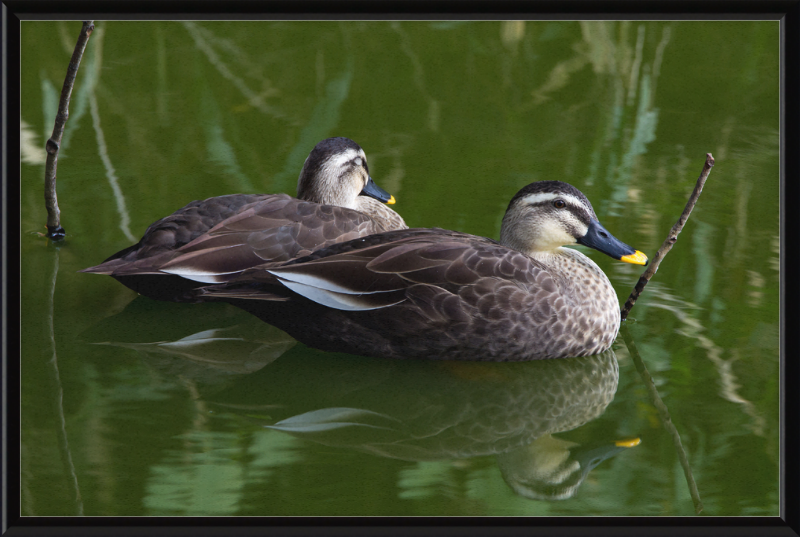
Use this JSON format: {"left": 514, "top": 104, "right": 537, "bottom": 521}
{"left": 43, "top": 20, "right": 94, "bottom": 241}
{"left": 620, "top": 324, "right": 703, "bottom": 514}
{"left": 620, "top": 153, "right": 715, "bottom": 320}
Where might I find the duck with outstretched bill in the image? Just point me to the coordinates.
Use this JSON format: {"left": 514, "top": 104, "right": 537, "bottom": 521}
{"left": 198, "top": 181, "right": 648, "bottom": 361}
{"left": 81, "top": 137, "right": 407, "bottom": 301}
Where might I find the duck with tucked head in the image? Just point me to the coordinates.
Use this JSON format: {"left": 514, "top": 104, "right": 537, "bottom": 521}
{"left": 81, "top": 137, "right": 407, "bottom": 301}
{"left": 200, "top": 181, "right": 647, "bottom": 361}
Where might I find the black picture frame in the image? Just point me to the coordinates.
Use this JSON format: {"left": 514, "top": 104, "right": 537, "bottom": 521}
{"left": 3, "top": 1, "right": 797, "bottom": 535}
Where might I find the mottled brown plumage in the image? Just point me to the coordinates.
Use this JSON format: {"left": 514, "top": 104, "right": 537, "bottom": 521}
{"left": 81, "top": 137, "right": 407, "bottom": 300}
{"left": 200, "top": 181, "right": 648, "bottom": 361}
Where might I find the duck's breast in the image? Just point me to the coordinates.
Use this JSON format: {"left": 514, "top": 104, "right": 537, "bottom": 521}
{"left": 536, "top": 248, "right": 620, "bottom": 357}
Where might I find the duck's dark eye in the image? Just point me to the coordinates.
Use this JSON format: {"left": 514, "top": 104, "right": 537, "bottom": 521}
{"left": 553, "top": 199, "right": 566, "bottom": 209}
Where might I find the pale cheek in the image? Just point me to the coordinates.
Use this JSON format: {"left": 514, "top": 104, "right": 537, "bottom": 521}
{"left": 537, "top": 222, "right": 574, "bottom": 248}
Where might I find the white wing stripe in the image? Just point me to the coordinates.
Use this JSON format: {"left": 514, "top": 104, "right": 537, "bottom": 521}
{"left": 267, "top": 268, "right": 393, "bottom": 296}
{"left": 160, "top": 267, "right": 237, "bottom": 283}
{"left": 277, "top": 278, "right": 403, "bottom": 311}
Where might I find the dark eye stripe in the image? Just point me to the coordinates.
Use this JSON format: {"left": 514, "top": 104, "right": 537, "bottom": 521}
{"left": 523, "top": 199, "right": 593, "bottom": 226}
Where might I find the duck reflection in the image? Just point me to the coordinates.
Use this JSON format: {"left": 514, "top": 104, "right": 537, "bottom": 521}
{"left": 497, "top": 434, "right": 640, "bottom": 500}
{"left": 210, "top": 344, "right": 639, "bottom": 501}
{"left": 83, "top": 300, "right": 638, "bottom": 500}
{"left": 81, "top": 297, "right": 296, "bottom": 387}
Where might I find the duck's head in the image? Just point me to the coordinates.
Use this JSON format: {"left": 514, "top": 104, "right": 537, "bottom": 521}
{"left": 497, "top": 434, "right": 641, "bottom": 501}
{"left": 500, "top": 180, "right": 648, "bottom": 265}
{"left": 297, "top": 137, "right": 396, "bottom": 210}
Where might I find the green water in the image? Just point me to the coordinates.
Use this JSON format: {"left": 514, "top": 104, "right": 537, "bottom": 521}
{"left": 20, "top": 20, "right": 779, "bottom": 517}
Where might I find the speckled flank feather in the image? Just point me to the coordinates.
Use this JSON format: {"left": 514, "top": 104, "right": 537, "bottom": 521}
{"left": 200, "top": 181, "right": 644, "bottom": 361}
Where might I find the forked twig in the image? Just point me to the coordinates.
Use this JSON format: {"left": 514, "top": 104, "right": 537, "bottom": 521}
{"left": 43, "top": 20, "right": 95, "bottom": 241}
{"left": 620, "top": 153, "right": 715, "bottom": 320}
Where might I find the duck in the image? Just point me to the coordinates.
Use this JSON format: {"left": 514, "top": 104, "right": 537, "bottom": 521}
{"left": 81, "top": 137, "right": 407, "bottom": 301}
{"left": 198, "top": 180, "right": 648, "bottom": 361}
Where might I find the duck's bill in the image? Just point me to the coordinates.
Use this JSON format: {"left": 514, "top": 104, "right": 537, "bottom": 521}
{"left": 615, "top": 437, "right": 642, "bottom": 448}
{"left": 572, "top": 437, "right": 642, "bottom": 475}
{"left": 620, "top": 250, "right": 649, "bottom": 265}
{"left": 577, "top": 220, "right": 649, "bottom": 266}
{"left": 361, "top": 176, "right": 396, "bottom": 205}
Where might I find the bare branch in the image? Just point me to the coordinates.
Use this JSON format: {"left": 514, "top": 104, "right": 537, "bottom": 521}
{"left": 621, "top": 153, "right": 715, "bottom": 320}
{"left": 43, "top": 20, "right": 95, "bottom": 241}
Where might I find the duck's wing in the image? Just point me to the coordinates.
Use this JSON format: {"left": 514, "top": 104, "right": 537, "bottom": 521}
{"left": 95, "top": 195, "right": 388, "bottom": 284}
{"left": 80, "top": 194, "right": 273, "bottom": 274}
{"left": 201, "top": 228, "right": 548, "bottom": 315}
{"left": 195, "top": 229, "right": 437, "bottom": 305}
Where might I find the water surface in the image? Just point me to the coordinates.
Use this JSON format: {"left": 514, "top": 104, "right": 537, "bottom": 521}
{"left": 20, "top": 20, "right": 780, "bottom": 517}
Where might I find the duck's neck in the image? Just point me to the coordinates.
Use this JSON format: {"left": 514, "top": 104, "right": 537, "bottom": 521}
{"left": 537, "top": 246, "right": 607, "bottom": 276}
{"left": 525, "top": 246, "right": 589, "bottom": 265}
{"left": 353, "top": 197, "right": 408, "bottom": 231}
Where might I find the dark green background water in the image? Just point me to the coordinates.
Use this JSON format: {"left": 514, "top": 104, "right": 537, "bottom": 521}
{"left": 20, "top": 21, "right": 780, "bottom": 517}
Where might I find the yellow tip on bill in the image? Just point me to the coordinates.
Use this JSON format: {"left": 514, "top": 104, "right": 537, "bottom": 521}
{"left": 615, "top": 438, "right": 641, "bottom": 448}
{"left": 387, "top": 195, "right": 397, "bottom": 205}
{"left": 621, "top": 250, "right": 648, "bottom": 266}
